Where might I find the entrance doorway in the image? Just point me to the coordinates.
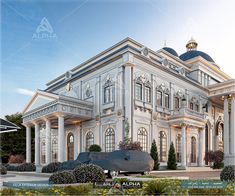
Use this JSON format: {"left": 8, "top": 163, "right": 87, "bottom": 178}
{"left": 67, "top": 132, "right": 74, "bottom": 160}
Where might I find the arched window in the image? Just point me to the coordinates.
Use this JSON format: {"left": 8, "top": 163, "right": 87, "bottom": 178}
{"left": 86, "top": 131, "right": 94, "bottom": 151}
{"left": 217, "top": 123, "right": 224, "bottom": 151}
{"left": 41, "top": 140, "right": 46, "bottom": 164}
{"left": 137, "top": 127, "right": 148, "bottom": 152}
{"left": 105, "top": 128, "right": 115, "bottom": 152}
{"left": 52, "top": 138, "right": 58, "bottom": 162}
{"left": 176, "top": 134, "right": 181, "bottom": 162}
{"left": 103, "top": 79, "right": 114, "bottom": 104}
{"left": 191, "top": 136, "right": 196, "bottom": 163}
{"left": 159, "top": 131, "right": 167, "bottom": 162}
{"left": 67, "top": 132, "right": 74, "bottom": 161}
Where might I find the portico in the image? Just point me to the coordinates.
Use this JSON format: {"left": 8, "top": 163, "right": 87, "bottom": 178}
{"left": 208, "top": 79, "right": 235, "bottom": 167}
{"left": 22, "top": 90, "right": 93, "bottom": 165}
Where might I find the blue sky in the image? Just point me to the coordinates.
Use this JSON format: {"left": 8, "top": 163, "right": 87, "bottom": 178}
{"left": 1, "top": 0, "right": 235, "bottom": 117}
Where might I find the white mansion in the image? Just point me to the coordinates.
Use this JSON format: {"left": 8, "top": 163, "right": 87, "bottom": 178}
{"left": 22, "top": 38, "right": 235, "bottom": 168}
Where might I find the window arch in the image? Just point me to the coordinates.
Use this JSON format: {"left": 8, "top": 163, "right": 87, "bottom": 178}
{"left": 159, "top": 131, "right": 167, "bottom": 162}
{"left": 67, "top": 132, "right": 74, "bottom": 161}
{"left": 176, "top": 134, "right": 181, "bottom": 162}
{"left": 137, "top": 127, "right": 148, "bottom": 151}
{"left": 52, "top": 138, "right": 58, "bottom": 162}
{"left": 105, "top": 127, "right": 115, "bottom": 152}
{"left": 41, "top": 140, "right": 46, "bottom": 164}
{"left": 191, "top": 136, "right": 197, "bottom": 163}
{"left": 86, "top": 131, "right": 94, "bottom": 151}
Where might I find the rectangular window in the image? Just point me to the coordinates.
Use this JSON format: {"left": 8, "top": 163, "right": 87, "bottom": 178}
{"left": 156, "top": 91, "right": 162, "bottom": 107}
{"left": 135, "top": 83, "right": 142, "bottom": 100}
{"left": 195, "top": 104, "right": 199, "bottom": 112}
{"left": 145, "top": 86, "right": 151, "bottom": 103}
{"left": 174, "top": 97, "right": 180, "bottom": 109}
{"left": 190, "top": 102, "right": 194, "bottom": 110}
{"left": 164, "top": 93, "right": 169, "bottom": 108}
{"left": 104, "top": 86, "right": 113, "bottom": 104}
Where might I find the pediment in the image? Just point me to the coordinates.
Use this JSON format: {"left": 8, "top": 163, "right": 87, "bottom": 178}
{"left": 23, "top": 91, "right": 58, "bottom": 114}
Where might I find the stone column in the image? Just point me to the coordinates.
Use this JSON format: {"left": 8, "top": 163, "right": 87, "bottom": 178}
{"left": 26, "top": 125, "right": 31, "bottom": 163}
{"left": 231, "top": 96, "right": 235, "bottom": 154}
{"left": 58, "top": 115, "right": 65, "bottom": 162}
{"left": 34, "top": 123, "right": 40, "bottom": 165}
{"left": 181, "top": 125, "right": 187, "bottom": 168}
{"left": 45, "top": 119, "right": 51, "bottom": 164}
{"left": 224, "top": 96, "right": 229, "bottom": 156}
{"left": 199, "top": 128, "right": 205, "bottom": 166}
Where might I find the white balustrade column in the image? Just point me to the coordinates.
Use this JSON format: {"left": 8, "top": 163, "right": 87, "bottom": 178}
{"left": 45, "top": 119, "right": 51, "bottom": 164}
{"left": 224, "top": 96, "right": 229, "bottom": 155}
{"left": 58, "top": 115, "right": 65, "bottom": 162}
{"left": 181, "top": 125, "right": 187, "bottom": 168}
{"left": 231, "top": 96, "right": 235, "bottom": 154}
{"left": 199, "top": 128, "right": 205, "bottom": 166}
{"left": 34, "top": 123, "right": 40, "bottom": 165}
{"left": 26, "top": 125, "right": 31, "bottom": 163}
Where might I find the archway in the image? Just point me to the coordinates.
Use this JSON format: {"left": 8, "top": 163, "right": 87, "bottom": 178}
{"left": 67, "top": 132, "right": 74, "bottom": 160}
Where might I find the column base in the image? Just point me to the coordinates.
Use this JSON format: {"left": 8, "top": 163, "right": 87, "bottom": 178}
{"left": 36, "top": 165, "right": 43, "bottom": 173}
{"left": 224, "top": 154, "right": 235, "bottom": 167}
{"left": 178, "top": 165, "right": 187, "bottom": 170}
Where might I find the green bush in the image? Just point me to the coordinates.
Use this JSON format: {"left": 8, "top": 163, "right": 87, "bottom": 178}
{"left": 49, "top": 170, "right": 77, "bottom": 184}
{"left": 0, "top": 188, "right": 16, "bottom": 196}
{"left": 42, "top": 162, "right": 62, "bottom": 173}
{"left": 73, "top": 164, "right": 105, "bottom": 183}
{"left": 144, "top": 180, "right": 168, "bottom": 195}
{"left": 64, "top": 184, "right": 92, "bottom": 195}
{"left": 220, "top": 165, "right": 235, "bottom": 182}
{"left": 18, "top": 163, "right": 36, "bottom": 171}
{"left": 167, "top": 142, "right": 177, "bottom": 170}
{"left": 150, "top": 139, "right": 160, "bottom": 170}
{"left": 0, "top": 165, "right": 7, "bottom": 175}
{"left": 89, "top": 144, "right": 102, "bottom": 152}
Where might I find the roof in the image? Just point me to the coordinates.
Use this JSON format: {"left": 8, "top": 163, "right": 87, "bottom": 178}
{"left": 179, "top": 50, "right": 215, "bottom": 63}
{"left": 0, "top": 118, "right": 21, "bottom": 133}
{"left": 162, "top": 47, "right": 178, "bottom": 57}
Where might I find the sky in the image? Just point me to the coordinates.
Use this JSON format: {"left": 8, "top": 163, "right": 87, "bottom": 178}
{"left": 1, "top": 0, "right": 235, "bottom": 117}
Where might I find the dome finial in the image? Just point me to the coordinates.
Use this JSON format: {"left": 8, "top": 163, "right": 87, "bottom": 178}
{"left": 164, "top": 40, "right": 167, "bottom": 47}
{"left": 186, "top": 37, "right": 198, "bottom": 51}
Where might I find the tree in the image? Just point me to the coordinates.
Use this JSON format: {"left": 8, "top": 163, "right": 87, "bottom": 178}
{"left": 0, "top": 113, "right": 35, "bottom": 163}
{"left": 89, "top": 144, "right": 102, "bottom": 152}
{"left": 167, "top": 142, "right": 177, "bottom": 170}
{"left": 150, "top": 139, "right": 160, "bottom": 170}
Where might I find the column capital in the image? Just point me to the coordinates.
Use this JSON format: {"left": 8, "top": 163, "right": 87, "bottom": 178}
{"left": 55, "top": 113, "right": 65, "bottom": 118}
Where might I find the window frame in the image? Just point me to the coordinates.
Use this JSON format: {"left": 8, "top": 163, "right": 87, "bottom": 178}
{"left": 105, "top": 127, "right": 115, "bottom": 152}
{"left": 137, "top": 127, "right": 148, "bottom": 152}
{"left": 86, "top": 131, "right": 94, "bottom": 151}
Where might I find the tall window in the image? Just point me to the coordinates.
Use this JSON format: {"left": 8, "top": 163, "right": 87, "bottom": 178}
{"left": 205, "top": 124, "right": 209, "bottom": 165}
{"left": 86, "top": 131, "right": 94, "bottom": 151}
{"left": 67, "top": 133, "right": 74, "bottom": 161}
{"left": 174, "top": 97, "right": 180, "bottom": 109}
{"left": 217, "top": 123, "right": 224, "bottom": 151}
{"left": 137, "top": 127, "right": 148, "bottom": 151}
{"left": 52, "top": 138, "right": 58, "bottom": 162}
{"left": 145, "top": 86, "right": 151, "bottom": 103}
{"left": 157, "top": 91, "right": 163, "bottom": 107}
{"left": 195, "top": 104, "right": 199, "bottom": 112}
{"left": 176, "top": 134, "right": 181, "bottom": 162}
{"left": 191, "top": 136, "right": 196, "bottom": 163}
{"left": 189, "top": 102, "right": 194, "bottom": 110}
{"left": 41, "top": 140, "right": 46, "bottom": 164}
{"left": 104, "top": 85, "right": 113, "bottom": 104}
{"left": 164, "top": 93, "right": 169, "bottom": 108}
{"left": 159, "top": 131, "right": 167, "bottom": 162}
{"left": 105, "top": 128, "right": 115, "bottom": 152}
{"left": 135, "top": 83, "right": 142, "bottom": 100}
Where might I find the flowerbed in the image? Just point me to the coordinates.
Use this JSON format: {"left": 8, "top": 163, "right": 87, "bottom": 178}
{"left": 1, "top": 179, "right": 234, "bottom": 195}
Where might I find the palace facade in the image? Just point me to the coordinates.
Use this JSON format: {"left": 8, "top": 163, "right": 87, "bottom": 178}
{"left": 22, "top": 38, "right": 235, "bottom": 168}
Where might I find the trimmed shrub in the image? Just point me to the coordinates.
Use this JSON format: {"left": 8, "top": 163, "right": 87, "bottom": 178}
{"left": 220, "top": 166, "right": 235, "bottom": 182}
{"left": 167, "top": 142, "right": 177, "bottom": 170}
{"left": 150, "top": 139, "right": 160, "bottom": 170}
{"left": 5, "top": 164, "right": 18, "bottom": 171}
{"left": 89, "top": 144, "right": 102, "bottom": 152}
{"left": 0, "top": 165, "right": 7, "bottom": 175}
{"left": 64, "top": 185, "right": 92, "bottom": 195}
{"left": 73, "top": 164, "right": 105, "bottom": 183}
{"left": 49, "top": 170, "right": 77, "bottom": 184}
{"left": 119, "top": 141, "right": 142, "bottom": 151}
{"left": 42, "top": 162, "right": 62, "bottom": 173}
{"left": 18, "top": 163, "right": 36, "bottom": 171}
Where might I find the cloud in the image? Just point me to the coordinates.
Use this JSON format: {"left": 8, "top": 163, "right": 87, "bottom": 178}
{"left": 16, "top": 88, "right": 34, "bottom": 96}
